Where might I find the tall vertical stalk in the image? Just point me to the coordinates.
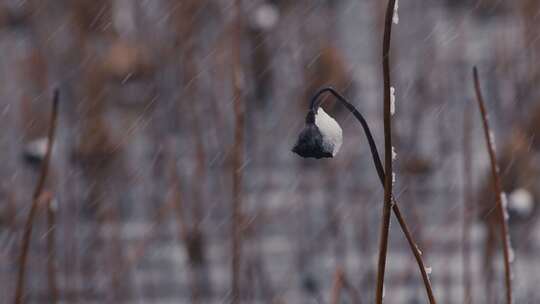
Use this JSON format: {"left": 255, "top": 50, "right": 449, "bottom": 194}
{"left": 375, "top": 0, "right": 396, "bottom": 302}
{"left": 231, "top": 0, "right": 245, "bottom": 302}
{"left": 45, "top": 193, "right": 58, "bottom": 304}
{"left": 14, "top": 89, "right": 59, "bottom": 304}
{"left": 462, "top": 103, "right": 473, "bottom": 304}
{"left": 173, "top": 0, "right": 211, "bottom": 299}
{"left": 472, "top": 67, "right": 512, "bottom": 304}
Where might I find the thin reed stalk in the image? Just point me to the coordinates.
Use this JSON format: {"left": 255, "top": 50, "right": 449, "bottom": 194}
{"left": 472, "top": 67, "right": 513, "bottom": 304}
{"left": 14, "top": 89, "right": 59, "bottom": 304}
{"left": 330, "top": 265, "right": 362, "bottom": 304}
{"left": 375, "top": 0, "right": 396, "bottom": 302}
{"left": 462, "top": 102, "right": 473, "bottom": 304}
{"left": 330, "top": 267, "right": 344, "bottom": 304}
{"left": 231, "top": 0, "right": 246, "bottom": 302}
{"left": 45, "top": 193, "right": 58, "bottom": 304}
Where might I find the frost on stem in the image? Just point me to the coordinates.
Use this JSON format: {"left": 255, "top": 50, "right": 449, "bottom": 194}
{"left": 392, "top": 0, "right": 399, "bottom": 24}
{"left": 416, "top": 245, "right": 423, "bottom": 256}
{"left": 49, "top": 198, "right": 59, "bottom": 212}
{"left": 425, "top": 266, "right": 432, "bottom": 274}
{"left": 390, "top": 86, "right": 396, "bottom": 115}
{"left": 391, "top": 146, "right": 397, "bottom": 160}
{"left": 501, "top": 192, "right": 510, "bottom": 221}
{"left": 501, "top": 192, "right": 515, "bottom": 264}
{"left": 506, "top": 223, "right": 516, "bottom": 264}
{"left": 488, "top": 130, "right": 496, "bottom": 149}
{"left": 508, "top": 242, "right": 515, "bottom": 263}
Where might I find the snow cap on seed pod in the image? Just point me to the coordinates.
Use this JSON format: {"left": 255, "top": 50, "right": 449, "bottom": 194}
{"left": 23, "top": 137, "right": 48, "bottom": 164}
{"left": 292, "top": 107, "right": 343, "bottom": 159}
{"left": 250, "top": 3, "right": 279, "bottom": 31}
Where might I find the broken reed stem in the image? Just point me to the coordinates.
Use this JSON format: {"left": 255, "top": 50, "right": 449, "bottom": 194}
{"left": 45, "top": 193, "right": 58, "bottom": 304}
{"left": 310, "top": 87, "right": 436, "bottom": 303}
{"left": 341, "top": 276, "right": 362, "bottom": 304}
{"left": 169, "top": 161, "right": 205, "bottom": 303}
{"left": 375, "top": 0, "right": 396, "bottom": 303}
{"left": 330, "top": 265, "right": 362, "bottom": 304}
{"left": 462, "top": 103, "right": 473, "bottom": 304}
{"left": 472, "top": 67, "right": 512, "bottom": 304}
{"left": 14, "top": 89, "right": 59, "bottom": 304}
{"left": 231, "top": 0, "right": 245, "bottom": 302}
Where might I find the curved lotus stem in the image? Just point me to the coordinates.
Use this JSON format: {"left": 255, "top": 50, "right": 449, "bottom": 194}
{"left": 308, "top": 86, "right": 437, "bottom": 304}
{"left": 310, "top": 87, "right": 385, "bottom": 182}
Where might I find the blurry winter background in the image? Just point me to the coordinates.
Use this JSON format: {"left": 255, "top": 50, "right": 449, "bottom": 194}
{"left": 1, "top": 0, "right": 540, "bottom": 303}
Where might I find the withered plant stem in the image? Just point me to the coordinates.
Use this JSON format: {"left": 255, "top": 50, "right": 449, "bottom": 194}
{"left": 14, "top": 89, "right": 59, "bottom": 304}
{"left": 231, "top": 0, "right": 246, "bottom": 302}
{"left": 375, "top": 0, "right": 396, "bottom": 300}
{"left": 472, "top": 67, "right": 513, "bottom": 304}
{"left": 310, "top": 87, "right": 436, "bottom": 303}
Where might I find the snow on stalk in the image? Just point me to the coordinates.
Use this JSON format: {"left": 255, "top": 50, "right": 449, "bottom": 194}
{"left": 390, "top": 86, "right": 396, "bottom": 116}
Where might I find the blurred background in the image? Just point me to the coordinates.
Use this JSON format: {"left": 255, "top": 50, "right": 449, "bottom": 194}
{"left": 1, "top": 0, "right": 540, "bottom": 303}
